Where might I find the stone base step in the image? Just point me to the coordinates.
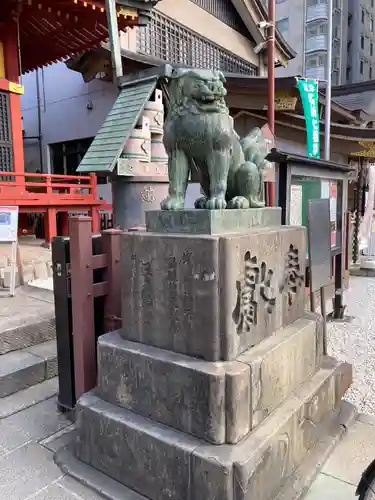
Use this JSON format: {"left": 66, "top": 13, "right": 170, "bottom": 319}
{"left": 75, "top": 357, "right": 352, "bottom": 500}
{"left": 55, "top": 401, "right": 356, "bottom": 500}
{"left": 96, "top": 315, "right": 323, "bottom": 445}
{"left": 0, "top": 340, "right": 57, "bottom": 398}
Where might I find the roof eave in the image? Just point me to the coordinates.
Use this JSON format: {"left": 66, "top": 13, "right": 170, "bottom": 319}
{"left": 267, "top": 148, "right": 355, "bottom": 173}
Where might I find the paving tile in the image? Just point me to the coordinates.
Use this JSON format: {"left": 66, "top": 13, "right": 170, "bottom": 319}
{"left": 305, "top": 473, "right": 356, "bottom": 500}
{"left": 40, "top": 425, "right": 76, "bottom": 453}
{"left": 58, "top": 476, "right": 107, "bottom": 500}
{"left": 0, "top": 377, "right": 58, "bottom": 419}
{"left": 0, "top": 442, "right": 63, "bottom": 500}
{"left": 0, "top": 417, "right": 31, "bottom": 451}
{"left": 357, "top": 413, "right": 375, "bottom": 427}
{"left": 322, "top": 420, "right": 375, "bottom": 485}
{"left": 32, "top": 483, "right": 83, "bottom": 500}
{"left": 0, "top": 398, "right": 70, "bottom": 451}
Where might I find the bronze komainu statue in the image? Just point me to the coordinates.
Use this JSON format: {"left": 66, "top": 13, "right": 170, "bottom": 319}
{"left": 161, "top": 67, "right": 273, "bottom": 211}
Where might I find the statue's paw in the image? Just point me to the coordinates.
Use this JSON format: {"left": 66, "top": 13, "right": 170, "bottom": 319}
{"left": 227, "top": 196, "right": 250, "bottom": 209}
{"left": 249, "top": 197, "right": 265, "bottom": 208}
{"left": 161, "top": 196, "right": 185, "bottom": 211}
{"left": 205, "top": 196, "right": 227, "bottom": 210}
{"left": 194, "top": 197, "right": 207, "bottom": 209}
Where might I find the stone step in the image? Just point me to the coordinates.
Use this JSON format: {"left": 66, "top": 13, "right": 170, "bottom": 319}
{"left": 97, "top": 329, "right": 250, "bottom": 445}
{"left": 57, "top": 401, "right": 356, "bottom": 500}
{"left": 0, "top": 377, "right": 58, "bottom": 419}
{"left": 238, "top": 312, "right": 323, "bottom": 430}
{"left": 75, "top": 357, "right": 352, "bottom": 500}
{"left": 97, "top": 314, "right": 323, "bottom": 445}
{"left": 0, "top": 340, "right": 57, "bottom": 398}
{"left": 0, "top": 314, "right": 56, "bottom": 355}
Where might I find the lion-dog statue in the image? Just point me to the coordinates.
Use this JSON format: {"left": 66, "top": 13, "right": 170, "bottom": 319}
{"left": 161, "top": 67, "right": 273, "bottom": 211}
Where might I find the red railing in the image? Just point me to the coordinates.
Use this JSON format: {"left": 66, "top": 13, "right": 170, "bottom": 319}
{"left": 0, "top": 171, "right": 98, "bottom": 201}
{"left": 0, "top": 171, "right": 108, "bottom": 242}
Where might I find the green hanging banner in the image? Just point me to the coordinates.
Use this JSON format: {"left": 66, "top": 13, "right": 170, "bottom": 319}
{"left": 297, "top": 79, "right": 320, "bottom": 159}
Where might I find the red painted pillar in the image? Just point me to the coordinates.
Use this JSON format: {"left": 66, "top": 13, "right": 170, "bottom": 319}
{"left": 60, "top": 212, "right": 69, "bottom": 236}
{"left": 4, "top": 19, "right": 25, "bottom": 179}
{"left": 44, "top": 208, "right": 57, "bottom": 244}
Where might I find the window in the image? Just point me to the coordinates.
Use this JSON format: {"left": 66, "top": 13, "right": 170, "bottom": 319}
{"left": 307, "top": 22, "right": 327, "bottom": 37}
{"left": 362, "top": 9, "right": 365, "bottom": 23}
{"left": 276, "top": 17, "right": 289, "bottom": 35}
{"left": 346, "top": 66, "right": 351, "bottom": 81}
{"left": 50, "top": 138, "right": 94, "bottom": 176}
{"left": 361, "top": 35, "right": 365, "bottom": 49}
{"left": 371, "top": 42, "right": 373, "bottom": 56}
{"left": 360, "top": 60, "right": 364, "bottom": 74}
{"left": 307, "top": 26, "right": 318, "bottom": 36}
{"left": 371, "top": 17, "right": 374, "bottom": 31}
{"left": 319, "top": 54, "right": 327, "bottom": 66}
{"left": 370, "top": 66, "right": 373, "bottom": 79}
{"left": 306, "top": 57, "right": 318, "bottom": 68}
{"left": 306, "top": 53, "right": 327, "bottom": 68}
{"left": 0, "top": 91, "right": 13, "bottom": 175}
{"left": 307, "top": 0, "right": 328, "bottom": 5}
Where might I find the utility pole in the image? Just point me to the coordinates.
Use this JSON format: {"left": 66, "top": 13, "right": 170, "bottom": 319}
{"left": 324, "top": 0, "right": 344, "bottom": 319}
{"left": 267, "top": 0, "right": 276, "bottom": 206}
{"left": 324, "top": 0, "right": 333, "bottom": 161}
{"left": 105, "top": 0, "right": 123, "bottom": 85}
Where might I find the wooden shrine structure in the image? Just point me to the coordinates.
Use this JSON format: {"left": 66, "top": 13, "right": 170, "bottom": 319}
{"left": 0, "top": 0, "right": 157, "bottom": 242}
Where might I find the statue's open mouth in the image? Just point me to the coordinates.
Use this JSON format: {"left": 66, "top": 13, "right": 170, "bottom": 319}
{"left": 201, "top": 95, "right": 215, "bottom": 103}
{"left": 198, "top": 94, "right": 225, "bottom": 104}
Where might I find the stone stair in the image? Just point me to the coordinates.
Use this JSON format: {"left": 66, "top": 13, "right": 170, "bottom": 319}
{"left": 0, "top": 286, "right": 58, "bottom": 417}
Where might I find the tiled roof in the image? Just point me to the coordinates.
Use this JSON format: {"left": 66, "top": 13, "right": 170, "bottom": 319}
{"left": 77, "top": 75, "right": 158, "bottom": 173}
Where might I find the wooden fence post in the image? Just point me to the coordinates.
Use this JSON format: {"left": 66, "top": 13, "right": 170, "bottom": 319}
{"left": 69, "top": 215, "right": 96, "bottom": 401}
{"left": 102, "top": 229, "right": 122, "bottom": 332}
{"left": 52, "top": 236, "right": 75, "bottom": 412}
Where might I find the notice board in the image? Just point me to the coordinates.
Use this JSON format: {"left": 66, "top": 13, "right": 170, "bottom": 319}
{"left": 307, "top": 199, "right": 332, "bottom": 292}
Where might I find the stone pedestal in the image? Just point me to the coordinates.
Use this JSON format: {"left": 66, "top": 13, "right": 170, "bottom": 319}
{"left": 68, "top": 208, "right": 353, "bottom": 500}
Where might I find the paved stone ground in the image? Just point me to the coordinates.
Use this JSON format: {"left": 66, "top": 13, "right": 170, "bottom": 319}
{"left": 0, "top": 391, "right": 373, "bottom": 500}
{"left": 328, "top": 276, "right": 375, "bottom": 414}
{"left": 306, "top": 414, "right": 375, "bottom": 499}
{"left": 0, "top": 393, "right": 105, "bottom": 500}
